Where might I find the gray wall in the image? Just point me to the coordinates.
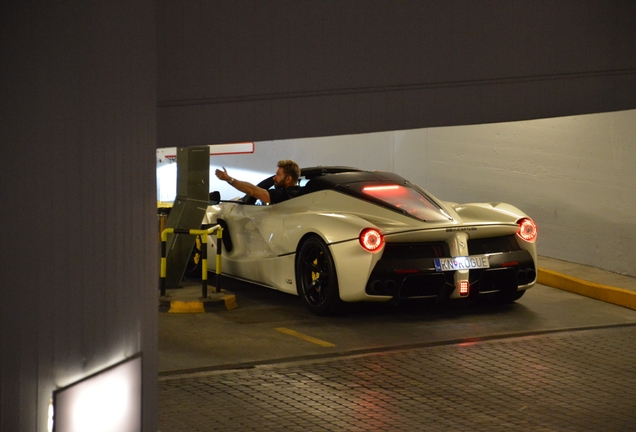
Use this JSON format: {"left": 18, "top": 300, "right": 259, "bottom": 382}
{"left": 209, "top": 109, "right": 636, "bottom": 278}
{"left": 158, "top": 1, "right": 636, "bottom": 146}
{"left": 0, "top": 2, "right": 157, "bottom": 431}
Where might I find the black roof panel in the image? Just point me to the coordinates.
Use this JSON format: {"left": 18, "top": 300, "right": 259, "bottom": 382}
{"left": 300, "top": 167, "right": 408, "bottom": 194}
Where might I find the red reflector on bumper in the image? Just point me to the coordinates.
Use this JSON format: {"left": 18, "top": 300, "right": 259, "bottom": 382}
{"left": 395, "top": 269, "right": 419, "bottom": 274}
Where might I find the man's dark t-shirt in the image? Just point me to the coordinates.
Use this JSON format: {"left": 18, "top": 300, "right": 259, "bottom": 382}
{"left": 268, "top": 186, "right": 301, "bottom": 204}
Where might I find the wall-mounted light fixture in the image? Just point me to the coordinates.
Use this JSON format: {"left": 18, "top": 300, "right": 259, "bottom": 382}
{"left": 52, "top": 354, "right": 142, "bottom": 432}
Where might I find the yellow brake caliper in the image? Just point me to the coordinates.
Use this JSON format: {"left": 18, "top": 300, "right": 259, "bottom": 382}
{"left": 193, "top": 235, "right": 202, "bottom": 265}
{"left": 311, "top": 252, "right": 322, "bottom": 284}
{"left": 312, "top": 258, "right": 319, "bottom": 282}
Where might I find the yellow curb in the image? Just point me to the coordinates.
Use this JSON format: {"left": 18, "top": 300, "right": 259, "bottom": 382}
{"left": 168, "top": 301, "right": 205, "bottom": 314}
{"left": 162, "top": 293, "right": 238, "bottom": 314}
{"left": 538, "top": 268, "right": 636, "bottom": 311}
{"left": 223, "top": 295, "right": 239, "bottom": 311}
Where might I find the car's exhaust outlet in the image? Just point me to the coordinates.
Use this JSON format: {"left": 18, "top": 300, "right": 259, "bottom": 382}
{"left": 385, "top": 279, "right": 397, "bottom": 295}
{"left": 368, "top": 280, "right": 384, "bottom": 295}
{"left": 367, "top": 279, "right": 397, "bottom": 296}
{"left": 517, "top": 269, "right": 527, "bottom": 283}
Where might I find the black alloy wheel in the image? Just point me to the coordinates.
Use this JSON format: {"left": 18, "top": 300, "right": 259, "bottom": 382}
{"left": 295, "top": 236, "right": 342, "bottom": 316}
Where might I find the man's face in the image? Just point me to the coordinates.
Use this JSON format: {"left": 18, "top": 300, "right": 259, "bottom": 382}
{"left": 273, "top": 167, "right": 289, "bottom": 188}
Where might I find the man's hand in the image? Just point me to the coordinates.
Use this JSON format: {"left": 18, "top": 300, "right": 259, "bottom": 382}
{"left": 215, "top": 167, "right": 230, "bottom": 182}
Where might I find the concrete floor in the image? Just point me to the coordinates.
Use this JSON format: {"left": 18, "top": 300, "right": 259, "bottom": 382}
{"left": 157, "top": 259, "right": 636, "bottom": 431}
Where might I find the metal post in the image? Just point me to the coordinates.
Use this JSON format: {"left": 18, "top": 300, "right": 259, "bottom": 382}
{"left": 159, "top": 225, "right": 221, "bottom": 296}
{"left": 216, "top": 227, "right": 223, "bottom": 293}
{"left": 159, "top": 227, "right": 174, "bottom": 297}
{"left": 201, "top": 232, "right": 208, "bottom": 298}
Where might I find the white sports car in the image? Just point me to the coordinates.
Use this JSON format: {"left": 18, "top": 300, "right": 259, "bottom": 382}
{"left": 203, "top": 167, "right": 537, "bottom": 315}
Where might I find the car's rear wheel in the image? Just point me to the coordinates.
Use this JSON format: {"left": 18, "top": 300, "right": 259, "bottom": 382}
{"left": 296, "top": 236, "right": 342, "bottom": 316}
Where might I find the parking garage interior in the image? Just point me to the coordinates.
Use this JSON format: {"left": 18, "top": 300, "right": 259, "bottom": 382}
{"left": 2, "top": 2, "right": 636, "bottom": 431}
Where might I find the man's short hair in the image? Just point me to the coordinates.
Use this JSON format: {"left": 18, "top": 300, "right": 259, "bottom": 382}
{"left": 277, "top": 160, "right": 300, "bottom": 183}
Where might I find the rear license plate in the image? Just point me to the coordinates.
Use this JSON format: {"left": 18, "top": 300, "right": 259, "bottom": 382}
{"left": 434, "top": 255, "right": 490, "bottom": 272}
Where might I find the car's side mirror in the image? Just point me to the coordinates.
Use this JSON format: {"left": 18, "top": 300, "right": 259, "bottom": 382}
{"left": 209, "top": 191, "right": 221, "bottom": 205}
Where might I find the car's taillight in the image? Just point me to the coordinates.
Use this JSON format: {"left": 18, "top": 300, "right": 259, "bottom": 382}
{"left": 459, "top": 280, "right": 469, "bottom": 296}
{"left": 517, "top": 218, "right": 537, "bottom": 242}
{"left": 359, "top": 228, "right": 384, "bottom": 252}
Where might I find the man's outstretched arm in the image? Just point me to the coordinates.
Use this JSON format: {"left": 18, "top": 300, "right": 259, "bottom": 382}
{"left": 215, "top": 168, "right": 270, "bottom": 203}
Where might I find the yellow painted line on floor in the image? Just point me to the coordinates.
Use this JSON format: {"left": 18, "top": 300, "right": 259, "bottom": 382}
{"left": 538, "top": 268, "right": 636, "bottom": 311}
{"left": 276, "top": 327, "right": 336, "bottom": 347}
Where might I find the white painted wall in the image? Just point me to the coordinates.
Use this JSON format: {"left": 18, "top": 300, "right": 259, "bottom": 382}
{"left": 205, "top": 109, "right": 636, "bottom": 277}
{"left": 416, "top": 110, "right": 636, "bottom": 277}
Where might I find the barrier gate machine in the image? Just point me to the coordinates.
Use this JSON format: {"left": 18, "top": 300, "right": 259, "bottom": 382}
{"left": 163, "top": 146, "right": 210, "bottom": 289}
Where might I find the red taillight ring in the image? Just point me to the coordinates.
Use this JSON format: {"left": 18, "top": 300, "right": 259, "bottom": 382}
{"left": 359, "top": 228, "right": 384, "bottom": 252}
{"left": 517, "top": 218, "right": 537, "bottom": 242}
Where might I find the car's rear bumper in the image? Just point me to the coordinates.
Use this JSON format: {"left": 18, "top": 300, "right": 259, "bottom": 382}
{"left": 366, "top": 249, "right": 536, "bottom": 301}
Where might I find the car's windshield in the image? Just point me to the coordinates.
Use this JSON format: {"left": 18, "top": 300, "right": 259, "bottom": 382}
{"left": 352, "top": 183, "right": 451, "bottom": 222}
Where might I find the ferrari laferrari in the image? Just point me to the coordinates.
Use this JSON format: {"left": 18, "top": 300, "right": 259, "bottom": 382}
{"left": 203, "top": 167, "right": 538, "bottom": 315}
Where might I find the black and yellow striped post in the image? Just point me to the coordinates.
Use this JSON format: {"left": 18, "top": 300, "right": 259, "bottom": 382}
{"left": 200, "top": 229, "right": 209, "bottom": 298}
{"left": 160, "top": 225, "right": 222, "bottom": 298}
{"left": 159, "top": 227, "right": 173, "bottom": 297}
{"left": 215, "top": 226, "right": 223, "bottom": 294}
